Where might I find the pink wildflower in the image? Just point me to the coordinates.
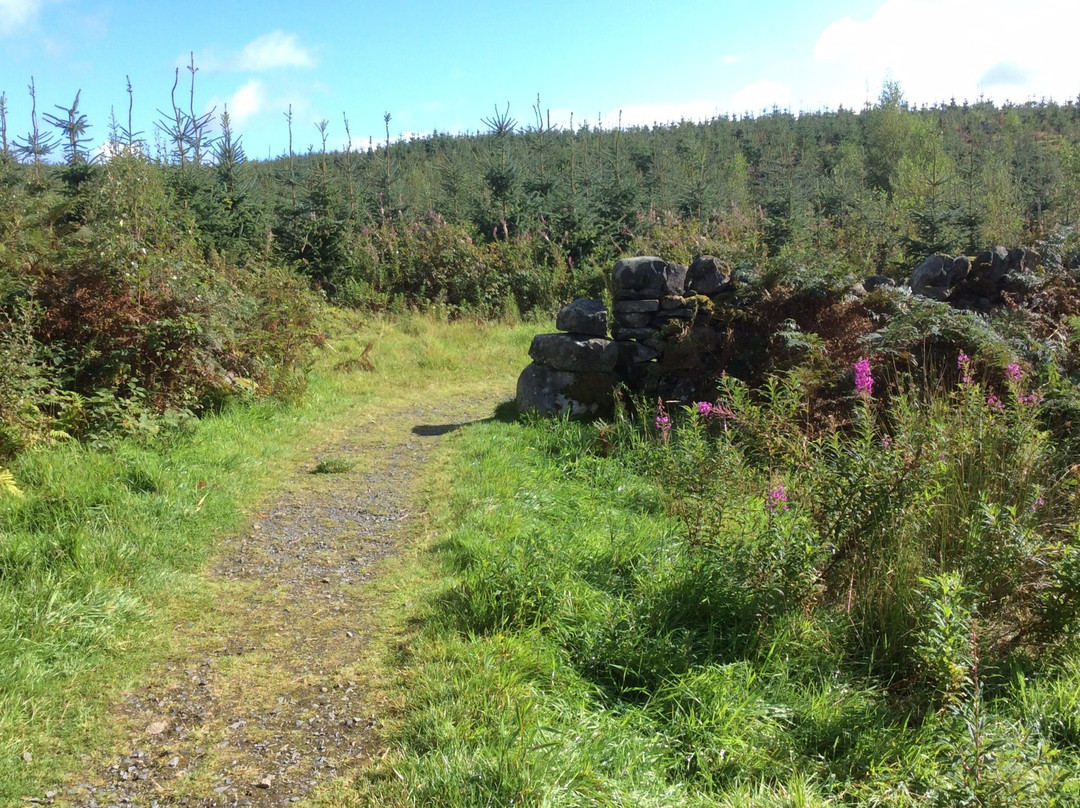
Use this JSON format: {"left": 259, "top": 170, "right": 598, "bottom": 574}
{"left": 958, "top": 351, "right": 973, "bottom": 385}
{"left": 695, "top": 401, "right": 714, "bottom": 416}
{"left": 767, "top": 483, "right": 789, "bottom": 511}
{"left": 1006, "top": 363, "right": 1023, "bottom": 384}
{"left": 854, "top": 359, "right": 873, "bottom": 399}
{"left": 655, "top": 400, "right": 671, "bottom": 438}
{"left": 987, "top": 393, "right": 1005, "bottom": 413}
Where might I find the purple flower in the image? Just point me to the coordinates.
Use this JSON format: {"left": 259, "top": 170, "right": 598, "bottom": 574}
{"left": 854, "top": 359, "right": 873, "bottom": 398}
{"left": 695, "top": 401, "right": 714, "bottom": 416}
{"left": 655, "top": 400, "right": 671, "bottom": 438}
{"left": 1006, "top": 363, "right": 1023, "bottom": 384}
{"left": 958, "top": 351, "right": 973, "bottom": 385}
{"left": 1031, "top": 495, "right": 1045, "bottom": 513}
{"left": 882, "top": 435, "right": 893, "bottom": 449}
{"left": 1019, "top": 391, "right": 1044, "bottom": 408}
{"left": 767, "top": 483, "right": 789, "bottom": 511}
{"left": 987, "top": 393, "right": 1005, "bottom": 413}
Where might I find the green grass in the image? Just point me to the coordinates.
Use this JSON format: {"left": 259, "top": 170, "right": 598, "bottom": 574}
{"left": 312, "top": 455, "right": 357, "bottom": 474}
{"left": 352, "top": 372, "right": 1080, "bottom": 806}
{"left": 0, "top": 310, "right": 539, "bottom": 802}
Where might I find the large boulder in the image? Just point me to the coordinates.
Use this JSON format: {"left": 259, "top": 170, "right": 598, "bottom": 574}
{"left": 947, "top": 256, "right": 971, "bottom": 286}
{"left": 909, "top": 254, "right": 951, "bottom": 295}
{"left": 556, "top": 298, "right": 608, "bottom": 337}
{"left": 611, "top": 256, "right": 687, "bottom": 299}
{"left": 515, "top": 363, "right": 617, "bottom": 418}
{"left": 973, "top": 247, "right": 1010, "bottom": 284}
{"left": 528, "top": 333, "right": 618, "bottom": 373}
{"left": 686, "top": 255, "right": 731, "bottom": 296}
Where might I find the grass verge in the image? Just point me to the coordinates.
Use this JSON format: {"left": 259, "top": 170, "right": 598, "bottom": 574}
{"left": 352, "top": 396, "right": 1080, "bottom": 806}
{"left": 0, "top": 310, "right": 538, "bottom": 803}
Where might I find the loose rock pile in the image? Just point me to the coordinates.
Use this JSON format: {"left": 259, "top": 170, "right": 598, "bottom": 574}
{"left": 908, "top": 247, "right": 1042, "bottom": 310}
{"left": 516, "top": 255, "right": 733, "bottom": 417}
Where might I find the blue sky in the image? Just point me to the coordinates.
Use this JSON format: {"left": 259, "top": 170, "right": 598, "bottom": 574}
{"left": 2, "top": 0, "right": 1079, "bottom": 160}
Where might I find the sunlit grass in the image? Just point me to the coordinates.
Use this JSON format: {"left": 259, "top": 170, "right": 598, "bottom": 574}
{"left": 0, "top": 310, "right": 538, "bottom": 801}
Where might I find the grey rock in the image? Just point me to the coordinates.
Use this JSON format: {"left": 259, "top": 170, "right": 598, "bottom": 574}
{"left": 948, "top": 256, "right": 970, "bottom": 286}
{"left": 613, "top": 299, "right": 660, "bottom": 314}
{"left": 611, "top": 325, "right": 658, "bottom": 342}
{"left": 863, "top": 275, "right": 895, "bottom": 292}
{"left": 615, "top": 311, "right": 653, "bottom": 328}
{"left": 529, "top": 333, "right": 617, "bottom": 373}
{"left": 616, "top": 340, "right": 660, "bottom": 364}
{"left": 919, "top": 286, "right": 951, "bottom": 302}
{"left": 515, "top": 362, "right": 617, "bottom": 418}
{"left": 687, "top": 255, "right": 731, "bottom": 295}
{"left": 556, "top": 298, "right": 608, "bottom": 337}
{"left": 612, "top": 287, "right": 664, "bottom": 302}
{"left": 611, "top": 256, "right": 687, "bottom": 297}
{"left": 655, "top": 307, "right": 696, "bottom": 321}
{"left": 909, "top": 254, "right": 951, "bottom": 292}
{"left": 973, "top": 246, "right": 1010, "bottom": 284}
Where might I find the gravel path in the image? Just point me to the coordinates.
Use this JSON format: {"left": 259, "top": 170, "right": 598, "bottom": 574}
{"left": 53, "top": 398, "right": 490, "bottom": 808}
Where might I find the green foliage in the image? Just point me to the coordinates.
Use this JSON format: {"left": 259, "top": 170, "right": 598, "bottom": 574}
{"left": 377, "top": 331, "right": 1080, "bottom": 804}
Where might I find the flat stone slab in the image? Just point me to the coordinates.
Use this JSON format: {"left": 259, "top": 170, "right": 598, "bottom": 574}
{"left": 611, "top": 256, "right": 687, "bottom": 297}
{"left": 528, "top": 333, "right": 618, "bottom": 373}
{"left": 613, "top": 299, "right": 660, "bottom": 314}
{"left": 556, "top": 298, "right": 608, "bottom": 337}
{"left": 611, "top": 325, "right": 659, "bottom": 342}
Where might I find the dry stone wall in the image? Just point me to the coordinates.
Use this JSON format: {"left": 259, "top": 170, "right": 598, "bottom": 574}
{"left": 516, "top": 255, "right": 733, "bottom": 417}
{"left": 516, "top": 247, "right": 1050, "bottom": 418}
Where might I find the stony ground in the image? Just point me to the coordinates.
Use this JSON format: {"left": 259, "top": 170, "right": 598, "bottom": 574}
{"left": 51, "top": 398, "right": 491, "bottom": 808}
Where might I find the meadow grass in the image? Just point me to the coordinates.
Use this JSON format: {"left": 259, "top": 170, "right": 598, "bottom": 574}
{"left": 0, "top": 309, "right": 538, "bottom": 802}
{"left": 352, "top": 367, "right": 1080, "bottom": 806}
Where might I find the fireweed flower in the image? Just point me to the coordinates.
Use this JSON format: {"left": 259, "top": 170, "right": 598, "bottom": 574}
{"left": 882, "top": 435, "right": 893, "bottom": 449}
{"left": 958, "top": 351, "right": 973, "bottom": 384}
{"left": 1019, "top": 391, "right": 1044, "bottom": 407}
{"left": 1006, "top": 362, "right": 1023, "bottom": 384}
{"left": 987, "top": 393, "right": 1005, "bottom": 413}
{"left": 655, "top": 400, "right": 671, "bottom": 438}
{"left": 767, "top": 483, "right": 789, "bottom": 511}
{"left": 695, "top": 401, "right": 714, "bottom": 416}
{"left": 854, "top": 359, "right": 873, "bottom": 398}
{"left": 1031, "top": 495, "right": 1046, "bottom": 513}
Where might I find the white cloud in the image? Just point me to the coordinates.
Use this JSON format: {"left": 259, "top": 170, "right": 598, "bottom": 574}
{"left": 812, "top": 0, "right": 1080, "bottom": 106}
{"left": 731, "top": 80, "right": 792, "bottom": 116}
{"left": 0, "top": 0, "right": 45, "bottom": 35}
{"left": 190, "top": 31, "right": 315, "bottom": 73}
{"left": 226, "top": 79, "right": 265, "bottom": 127}
{"left": 236, "top": 31, "right": 314, "bottom": 71}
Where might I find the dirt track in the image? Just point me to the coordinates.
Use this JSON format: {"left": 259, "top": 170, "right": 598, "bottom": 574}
{"left": 54, "top": 399, "right": 488, "bottom": 808}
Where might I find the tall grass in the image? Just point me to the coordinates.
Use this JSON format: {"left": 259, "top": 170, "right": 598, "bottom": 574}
{"left": 360, "top": 353, "right": 1080, "bottom": 805}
